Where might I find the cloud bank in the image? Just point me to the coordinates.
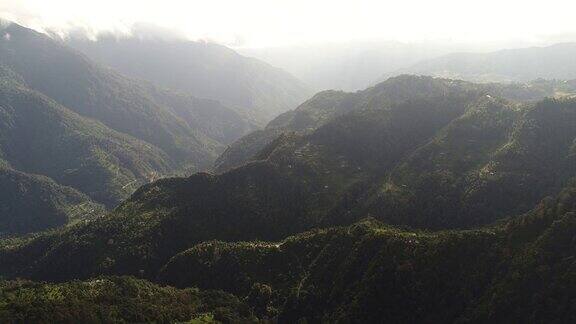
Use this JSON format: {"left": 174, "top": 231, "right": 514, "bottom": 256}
{"left": 1, "top": 0, "right": 576, "bottom": 47}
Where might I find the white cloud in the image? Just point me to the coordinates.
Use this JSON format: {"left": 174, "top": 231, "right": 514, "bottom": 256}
{"left": 1, "top": 0, "right": 575, "bottom": 47}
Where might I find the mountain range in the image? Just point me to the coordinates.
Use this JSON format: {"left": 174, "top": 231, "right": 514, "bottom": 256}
{"left": 386, "top": 42, "right": 576, "bottom": 83}
{"left": 215, "top": 76, "right": 576, "bottom": 174}
{"left": 0, "top": 21, "right": 308, "bottom": 235}
{"left": 2, "top": 20, "right": 576, "bottom": 322}
{"left": 66, "top": 32, "right": 312, "bottom": 125}
{"left": 1, "top": 75, "right": 576, "bottom": 322}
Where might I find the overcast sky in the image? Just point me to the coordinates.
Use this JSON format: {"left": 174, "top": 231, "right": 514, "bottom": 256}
{"left": 1, "top": 0, "right": 576, "bottom": 48}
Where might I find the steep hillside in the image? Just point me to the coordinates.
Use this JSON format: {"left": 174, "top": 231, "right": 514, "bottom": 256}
{"left": 0, "top": 167, "right": 104, "bottom": 234}
{"left": 368, "top": 97, "right": 576, "bottom": 228}
{"left": 0, "top": 162, "right": 318, "bottom": 280}
{"left": 4, "top": 182, "right": 574, "bottom": 323}
{"left": 213, "top": 128, "right": 284, "bottom": 173}
{"left": 1, "top": 76, "right": 576, "bottom": 322}
{"left": 0, "top": 70, "right": 172, "bottom": 207}
{"left": 0, "top": 68, "right": 197, "bottom": 234}
{"left": 4, "top": 76, "right": 576, "bottom": 267}
{"left": 67, "top": 34, "right": 312, "bottom": 125}
{"left": 159, "top": 219, "right": 502, "bottom": 322}
{"left": 213, "top": 78, "right": 575, "bottom": 233}
{"left": 216, "top": 76, "right": 576, "bottom": 174}
{"left": 252, "top": 94, "right": 576, "bottom": 230}
{"left": 390, "top": 43, "right": 576, "bottom": 83}
{"left": 159, "top": 181, "right": 576, "bottom": 323}
{"left": 214, "top": 89, "right": 358, "bottom": 173}
{"left": 216, "top": 75, "right": 548, "bottom": 173}
{"left": 0, "top": 276, "right": 258, "bottom": 323}
{"left": 0, "top": 22, "right": 256, "bottom": 171}
{"left": 215, "top": 76, "right": 479, "bottom": 173}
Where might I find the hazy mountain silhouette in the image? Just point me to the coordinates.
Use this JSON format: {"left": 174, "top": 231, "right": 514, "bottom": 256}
{"left": 67, "top": 30, "right": 312, "bottom": 125}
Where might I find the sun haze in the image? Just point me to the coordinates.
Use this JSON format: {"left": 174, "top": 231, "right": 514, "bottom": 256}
{"left": 1, "top": 0, "right": 576, "bottom": 47}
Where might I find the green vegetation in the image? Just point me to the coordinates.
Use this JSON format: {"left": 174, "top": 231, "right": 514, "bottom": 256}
{"left": 1, "top": 47, "right": 575, "bottom": 321}
{"left": 0, "top": 65, "right": 177, "bottom": 233}
{"left": 0, "top": 22, "right": 257, "bottom": 172}
{"left": 0, "top": 70, "right": 173, "bottom": 206}
{"left": 213, "top": 128, "right": 283, "bottom": 173}
{"left": 4, "top": 75, "right": 576, "bottom": 274}
{"left": 159, "top": 219, "right": 503, "bottom": 322}
{"left": 0, "top": 22, "right": 267, "bottom": 234}
{"left": 1, "top": 180, "right": 575, "bottom": 322}
{"left": 219, "top": 76, "right": 576, "bottom": 229}
{"left": 0, "top": 162, "right": 318, "bottom": 280}
{"left": 369, "top": 96, "right": 576, "bottom": 228}
{"left": 0, "top": 167, "right": 104, "bottom": 234}
{"left": 158, "top": 181, "right": 576, "bottom": 322}
{"left": 0, "top": 276, "right": 258, "bottom": 323}
{"left": 216, "top": 75, "right": 574, "bottom": 174}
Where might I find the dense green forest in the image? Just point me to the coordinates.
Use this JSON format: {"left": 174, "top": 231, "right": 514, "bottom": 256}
{"left": 0, "top": 167, "right": 104, "bottom": 234}
{"left": 1, "top": 72, "right": 576, "bottom": 322}
{"left": 0, "top": 21, "right": 311, "bottom": 234}
{"left": 0, "top": 65, "right": 170, "bottom": 233}
{"left": 1, "top": 20, "right": 576, "bottom": 322}
{"left": 0, "top": 66, "right": 173, "bottom": 204}
{"left": 1, "top": 183, "right": 575, "bottom": 322}
{"left": 215, "top": 75, "right": 576, "bottom": 173}
{"left": 0, "top": 276, "right": 258, "bottom": 323}
{"left": 159, "top": 179, "right": 576, "bottom": 322}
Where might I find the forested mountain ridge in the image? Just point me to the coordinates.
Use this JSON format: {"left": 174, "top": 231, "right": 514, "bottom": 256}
{"left": 0, "top": 67, "right": 174, "bottom": 234}
{"left": 67, "top": 33, "right": 312, "bottom": 125}
{"left": 0, "top": 21, "right": 268, "bottom": 235}
{"left": 214, "top": 76, "right": 474, "bottom": 173}
{"left": 215, "top": 75, "right": 576, "bottom": 174}
{"left": 0, "top": 69, "right": 174, "bottom": 203}
{"left": 1, "top": 75, "right": 576, "bottom": 322}
{"left": 158, "top": 181, "right": 576, "bottom": 323}
{"left": 2, "top": 181, "right": 575, "bottom": 322}
{"left": 0, "top": 162, "right": 317, "bottom": 280}
{"left": 370, "top": 97, "right": 576, "bottom": 228}
{"left": 3, "top": 75, "right": 576, "bottom": 276}
{"left": 213, "top": 89, "right": 355, "bottom": 173}
{"left": 0, "top": 167, "right": 104, "bottom": 234}
{"left": 0, "top": 22, "right": 256, "bottom": 171}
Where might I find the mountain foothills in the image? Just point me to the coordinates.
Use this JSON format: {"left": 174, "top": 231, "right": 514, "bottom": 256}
{"left": 387, "top": 42, "right": 576, "bottom": 83}
{"left": 1, "top": 75, "right": 576, "bottom": 322}
{"left": 66, "top": 33, "right": 312, "bottom": 125}
{"left": 0, "top": 21, "right": 315, "bottom": 234}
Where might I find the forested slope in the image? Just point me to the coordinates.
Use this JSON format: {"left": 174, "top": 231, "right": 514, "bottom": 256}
{"left": 1, "top": 75, "right": 576, "bottom": 322}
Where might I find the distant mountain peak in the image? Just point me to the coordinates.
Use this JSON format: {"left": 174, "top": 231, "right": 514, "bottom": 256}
{"left": 384, "top": 42, "right": 576, "bottom": 83}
